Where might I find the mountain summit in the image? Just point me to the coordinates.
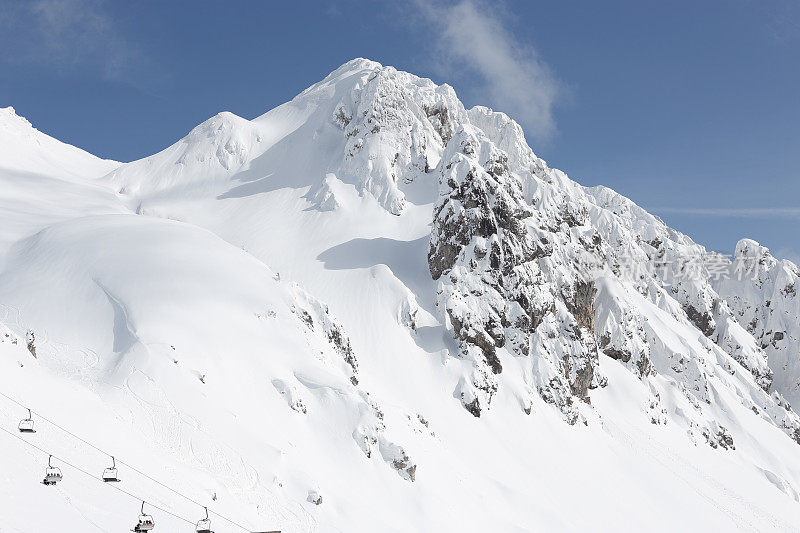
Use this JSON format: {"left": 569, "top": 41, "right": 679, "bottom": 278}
{"left": 1, "top": 59, "right": 799, "bottom": 531}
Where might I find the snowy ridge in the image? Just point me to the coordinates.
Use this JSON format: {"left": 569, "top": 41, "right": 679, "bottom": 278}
{"left": 0, "top": 106, "right": 119, "bottom": 180}
{"left": 1, "top": 59, "right": 800, "bottom": 531}
{"left": 110, "top": 112, "right": 264, "bottom": 197}
{"left": 716, "top": 240, "right": 800, "bottom": 408}
{"left": 426, "top": 98, "right": 800, "bottom": 449}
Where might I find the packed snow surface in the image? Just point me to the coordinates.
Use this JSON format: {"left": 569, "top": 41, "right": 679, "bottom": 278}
{"left": 1, "top": 61, "right": 800, "bottom": 532}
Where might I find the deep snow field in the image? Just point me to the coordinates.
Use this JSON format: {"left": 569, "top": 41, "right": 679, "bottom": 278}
{"left": 1, "top": 60, "right": 800, "bottom": 532}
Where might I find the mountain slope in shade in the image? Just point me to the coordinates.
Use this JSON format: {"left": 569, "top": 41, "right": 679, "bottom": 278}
{"left": 0, "top": 60, "right": 799, "bottom": 532}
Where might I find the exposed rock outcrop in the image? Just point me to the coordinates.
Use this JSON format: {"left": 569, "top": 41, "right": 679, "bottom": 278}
{"left": 429, "top": 125, "right": 604, "bottom": 420}
{"left": 290, "top": 284, "right": 359, "bottom": 385}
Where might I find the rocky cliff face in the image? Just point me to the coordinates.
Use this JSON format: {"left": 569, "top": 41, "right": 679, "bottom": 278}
{"left": 429, "top": 124, "right": 603, "bottom": 421}
{"left": 347, "top": 63, "right": 800, "bottom": 441}
{"left": 715, "top": 240, "right": 800, "bottom": 408}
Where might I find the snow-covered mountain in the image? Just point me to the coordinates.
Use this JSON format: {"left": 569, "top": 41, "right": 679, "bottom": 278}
{"left": 2, "top": 59, "right": 800, "bottom": 532}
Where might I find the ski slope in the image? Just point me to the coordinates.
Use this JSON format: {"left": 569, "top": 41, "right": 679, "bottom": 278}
{"left": 1, "top": 59, "right": 800, "bottom": 532}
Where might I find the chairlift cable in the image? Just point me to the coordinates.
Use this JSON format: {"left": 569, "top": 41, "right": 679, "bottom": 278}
{"left": 0, "top": 423, "right": 194, "bottom": 525}
{"left": 0, "top": 389, "right": 264, "bottom": 532}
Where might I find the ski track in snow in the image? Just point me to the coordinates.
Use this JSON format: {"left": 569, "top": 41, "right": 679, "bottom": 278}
{"left": 602, "top": 414, "right": 772, "bottom": 532}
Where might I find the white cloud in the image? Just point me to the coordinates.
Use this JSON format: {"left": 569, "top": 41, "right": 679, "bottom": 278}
{"left": 0, "top": 0, "right": 153, "bottom": 86}
{"left": 649, "top": 207, "right": 800, "bottom": 218}
{"left": 416, "top": 0, "right": 560, "bottom": 142}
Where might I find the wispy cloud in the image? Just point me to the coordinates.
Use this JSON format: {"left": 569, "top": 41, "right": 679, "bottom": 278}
{"left": 415, "top": 0, "right": 560, "bottom": 142}
{"left": 648, "top": 207, "right": 800, "bottom": 218}
{"left": 0, "top": 0, "right": 156, "bottom": 88}
{"left": 763, "top": 0, "right": 800, "bottom": 43}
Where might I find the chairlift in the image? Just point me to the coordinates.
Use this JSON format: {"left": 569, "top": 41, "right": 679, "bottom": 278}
{"left": 18, "top": 408, "right": 35, "bottom": 433}
{"left": 102, "top": 456, "right": 121, "bottom": 482}
{"left": 42, "top": 455, "right": 63, "bottom": 485}
{"left": 132, "top": 501, "right": 155, "bottom": 532}
{"left": 195, "top": 506, "right": 214, "bottom": 533}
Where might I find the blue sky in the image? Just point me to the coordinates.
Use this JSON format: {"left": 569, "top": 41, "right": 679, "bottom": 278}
{"left": 1, "top": 0, "right": 798, "bottom": 259}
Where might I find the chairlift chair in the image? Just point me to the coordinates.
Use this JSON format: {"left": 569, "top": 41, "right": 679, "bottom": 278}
{"left": 18, "top": 408, "right": 35, "bottom": 433}
{"left": 42, "top": 455, "right": 63, "bottom": 485}
{"left": 195, "top": 506, "right": 214, "bottom": 533}
{"left": 102, "top": 456, "right": 121, "bottom": 482}
{"left": 133, "top": 501, "right": 155, "bottom": 532}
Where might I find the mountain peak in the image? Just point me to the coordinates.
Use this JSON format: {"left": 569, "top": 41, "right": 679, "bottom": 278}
{"left": 110, "top": 59, "right": 469, "bottom": 212}
{"left": 0, "top": 106, "right": 34, "bottom": 134}
{"left": 328, "top": 57, "right": 384, "bottom": 78}
{"left": 0, "top": 106, "right": 119, "bottom": 179}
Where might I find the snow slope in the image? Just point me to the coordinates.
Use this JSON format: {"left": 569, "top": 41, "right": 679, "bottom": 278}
{"left": 0, "top": 107, "right": 118, "bottom": 180}
{"left": 1, "top": 60, "right": 800, "bottom": 532}
{"left": 0, "top": 107, "right": 125, "bottom": 261}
